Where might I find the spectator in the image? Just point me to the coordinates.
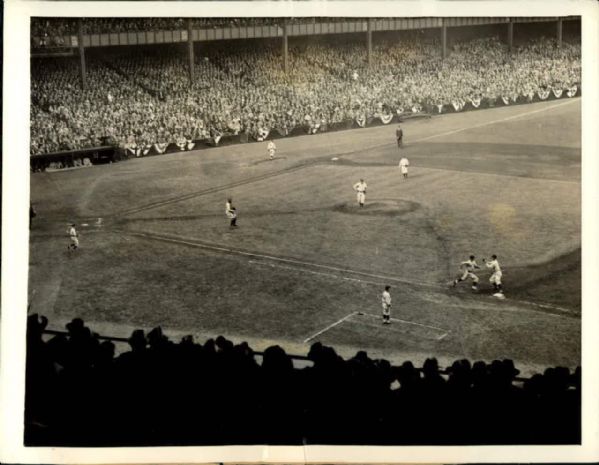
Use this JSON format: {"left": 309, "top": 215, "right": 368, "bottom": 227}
{"left": 24, "top": 314, "right": 581, "bottom": 446}
{"left": 30, "top": 33, "right": 581, "bottom": 156}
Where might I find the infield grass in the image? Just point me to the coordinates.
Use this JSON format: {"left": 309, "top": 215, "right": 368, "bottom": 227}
{"left": 29, "top": 99, "right": 582, "bottom": 374}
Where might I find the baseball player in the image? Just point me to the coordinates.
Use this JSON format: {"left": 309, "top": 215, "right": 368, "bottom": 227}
{"left": 452, "top": 255, "right": 480, "bottom": 290}
{"left": 67, "top": 223, "right": 79, "bottom": 251}
{"left": 225, "top": 198, "right": 237, "bottom": 228}
{"left": 399, "top": 157, "right": 410, "bottom": 178}
{"left": 483, "top": 254, "right": 503, "bottom": 294}
{"left": 382, "top": 285, "right": 392, "bottom": 324}
{"left": 353, "top": 179, "right": 367, "bottom": 207}
{"left": 267, "top": 140, "right": 276, "bottom": 160}
{"left": 396, "top": 124, "right": 403, "bottom": 148}
{"left": 30, "top": 203, "right": 36, "bottom": 229}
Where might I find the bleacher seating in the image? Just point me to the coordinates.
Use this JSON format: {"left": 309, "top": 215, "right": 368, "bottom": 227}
{"left": 30, "top": 35, "right": 581, "bottom": 156}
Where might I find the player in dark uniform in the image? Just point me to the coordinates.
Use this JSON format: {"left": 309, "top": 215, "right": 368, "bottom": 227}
{"left": 29, "top": 203, "right": 36, "bottom": 229}
{"left": 396, "top": 124, "right": 403, "bottom": 149}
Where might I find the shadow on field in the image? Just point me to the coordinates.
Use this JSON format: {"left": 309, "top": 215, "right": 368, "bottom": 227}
{"left": 249, "top": 156, "right": 288, "bottom": 166}
{"left": 505, "top": 248, "right": 581, "bottom": 312}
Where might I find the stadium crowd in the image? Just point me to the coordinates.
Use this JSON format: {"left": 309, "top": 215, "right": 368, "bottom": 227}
{"left": 31, "top": 17, "right": 349, "bottom": 43}
{"left": 26, "top": 313, "right": 580, "bottom": 446}
{"left": 31, "top": 35, "right": 580, "bottom": 155}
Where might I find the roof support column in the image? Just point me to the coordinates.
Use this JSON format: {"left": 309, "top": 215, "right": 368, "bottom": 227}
{"left": 441, "top": 19, "right": 448, "bottom": 59}
{"left": 557, "top": 17, "right": 563, "bottom": 47}
{"left": 282, "top": 21, "right": 289, "bottom": 74}
{"left": 367, "top": 18, "right": 372, "bottom": 68}
{"left": 78, "top": 19, "right": 87, "bottom": 90}
{"left": 187, "top": 19, "right": 195, "bottom": 86}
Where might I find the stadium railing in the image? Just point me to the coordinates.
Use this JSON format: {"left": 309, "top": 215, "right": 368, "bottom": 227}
{"left": 40, "top": 327, "right": 534, "bottom": 382}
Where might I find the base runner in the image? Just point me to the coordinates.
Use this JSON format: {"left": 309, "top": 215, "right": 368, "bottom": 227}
{"left": 452, "top": 255, "right": 480, "bottom": 290}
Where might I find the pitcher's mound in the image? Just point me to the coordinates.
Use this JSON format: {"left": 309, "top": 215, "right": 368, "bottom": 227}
{"left": 333, "top": 199, "right": 420, "bottom": 217}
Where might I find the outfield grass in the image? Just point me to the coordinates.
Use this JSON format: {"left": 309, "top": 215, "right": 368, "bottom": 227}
{"left": 29, "top": 99, "right": 582, "bottom": 375}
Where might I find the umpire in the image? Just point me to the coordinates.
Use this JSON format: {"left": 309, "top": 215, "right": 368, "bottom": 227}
{"left": 396, "top": 124, "right": 403, "bottom": 149}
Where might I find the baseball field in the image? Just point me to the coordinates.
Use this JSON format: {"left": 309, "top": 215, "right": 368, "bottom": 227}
{"left": 28, "top": 98, "right": 581, "bottom": 375}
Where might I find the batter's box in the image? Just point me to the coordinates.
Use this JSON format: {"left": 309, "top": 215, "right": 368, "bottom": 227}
{"left": 303, "top": 311, "right": 449, "bottom": 344}
{"left": 348, "top": 312, "right": 450, "bottom": 341}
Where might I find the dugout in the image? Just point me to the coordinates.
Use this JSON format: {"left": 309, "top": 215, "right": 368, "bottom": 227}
{"left": 30, "top": 145, "right": 126, "bottom": 172}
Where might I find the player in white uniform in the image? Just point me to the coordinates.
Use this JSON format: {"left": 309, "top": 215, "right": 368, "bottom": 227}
{"left": 484, "top": 254, "right": 503, "bottom": 294}
{"left": 225, "top": 198, "right": 237, "bottom": 228}
{"left": 399, "top": 157, "right": 410, "bottom": 178}
{"left": 267, "top": 141, "right": 276, "bottom": 160}
{"left": 353, "top": 179, "right": 367, "bottom": 207}
{"left": 452, "top": 255, "right": 480, "bottom": 290}
{"left": 67, "top": 224, "right": 79, "bottom": 251}
{"left": 381, "top": 285, "right": 392, "bottom": 324}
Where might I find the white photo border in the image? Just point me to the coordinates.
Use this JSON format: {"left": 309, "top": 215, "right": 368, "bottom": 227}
{"left": 2, "top": 1, "right": 598, "bottom": 463}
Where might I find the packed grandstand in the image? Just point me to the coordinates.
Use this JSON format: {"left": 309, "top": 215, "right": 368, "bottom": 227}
{"left": 30, "top": 18, "right": 580, "bottom": 157}
{"left": 31, "top": 17, "right": 367, "bottom": 41}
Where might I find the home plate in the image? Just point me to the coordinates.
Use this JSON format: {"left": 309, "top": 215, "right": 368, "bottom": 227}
{"left": 352, "top": 312, "right": 450, "bottom": 341}
{"left": 331, "top": 157, "right": 339, "bottom": 161}
{"left": 493, "top": 293, "right": 506, "bottom": 300}
{"left": 81, "top": 223, "right": 89, "bottom": 227}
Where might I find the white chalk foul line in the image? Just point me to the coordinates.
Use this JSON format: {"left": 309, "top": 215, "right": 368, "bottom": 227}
{"left": 302, "top": 312, "right": 450, "bottom": 343}
{"left": 129, "top": 231, "right": 444, "bottom": 290}
{"left": 513, "top": 298, "right": 576, "bottom": 316}
{"left": 348, "top": 316, "right": 450, "bottom": 342}
{"left": 251, "top": 262, "right": 451, "bottom": 341}
{"left": 410, "top": 98, "right": 578, "bottom": 145}
{"left": 249, "top": 260, "right": 390, "bottom": 287}
{"left": 359, "top": 312, "right": 449, "bottom": 336}
{"left": 129, "top": 231, "right": 577, "bottom": 317}
{"left": 250, "top": 259, "right": 577, "bottom": 319}
{"left": 303, "top": 312, "right": 358, "bottom": 344}
{"left": 419, "top": 164, "right": 579, "bottom": 185}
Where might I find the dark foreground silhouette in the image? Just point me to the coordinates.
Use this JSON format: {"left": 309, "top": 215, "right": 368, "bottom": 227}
{"left": 25, "top": 314, "right": 580, "bottom": 446}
